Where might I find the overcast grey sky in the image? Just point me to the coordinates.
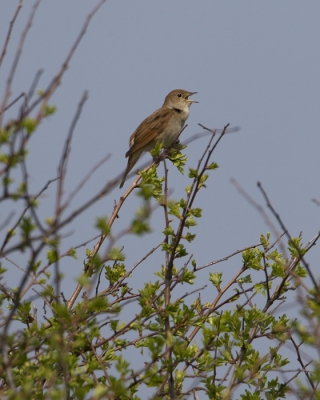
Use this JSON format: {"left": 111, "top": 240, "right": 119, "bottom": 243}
{"left": 1, "top": 1, "right": 320, "bottom": 395}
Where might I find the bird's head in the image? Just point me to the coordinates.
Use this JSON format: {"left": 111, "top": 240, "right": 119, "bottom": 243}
{"left": 163, "top": 89, "right": 198, "bottom": 111}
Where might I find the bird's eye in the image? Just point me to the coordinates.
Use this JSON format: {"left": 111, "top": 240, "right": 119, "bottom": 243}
{"left": 177, "top": 93, "right": 182, "bottom": 98}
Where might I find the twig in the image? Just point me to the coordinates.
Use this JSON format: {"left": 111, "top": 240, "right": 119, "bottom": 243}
{"left": 167, "top": 124, "right": 229, "bottom": 285}
{"left": 62, "top": 153, "right": 111, "bottom": 209}
{"left": 195, "top": 242, "right": 261, "bottom": 271}
{"left": 290, "top": 335, "right": 315, "bottom": 390}
{"left": 312, "top": 198, "right": 320, "bottom": 207}
{"left": 231, "top": 178, "right": 286, "bottom": 256}
{"left": 183, "top": 125, "right": 240, "bottom": 146}
{"left": 257, "top": 181, "right": 320, "bottom": 294}
{"left": 0, "top": 211, "right": 15, "bottom": 231}
{"left": 0, "top": 177, "right": 59, "bottom": 253}
{"left": 56, "top": 91, "right": 89, "bottom": 217}
{"left": 33, "top": 0, "right": 106, "bottom": 122}
{"left": 0, "top": 0, "right": 23, "bottom": 68}
{"left": 1, "top": 93, "right": 26, "bottom": 113}
{"left": 0, "top": 0, "right": 41, "bottom": 127}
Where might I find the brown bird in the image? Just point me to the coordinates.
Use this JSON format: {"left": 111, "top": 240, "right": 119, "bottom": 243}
{"left": 119, "top": 89, "right": 198, "bottom": 188}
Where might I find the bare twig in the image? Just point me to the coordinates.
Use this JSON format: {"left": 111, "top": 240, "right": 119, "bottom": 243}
{"left": 1, "top": 93, "right": 26, "bottom": 113}
{"left": 0, "top": 211, "right": 15, "bottom": 231}
{"left": 56, "top": 91, "right": 89, "bottom": 218}
{"left": 33, "top": 0, "right": 106, "bottom": 122}
{"left": 0, "top": 177, "right": 59, "bottom": 253}
{"left": 290, "top": 335, "right": 315, "bottom": 390}
{"left": 0, "top": 0, "right": 41, "bottom": 127}
{"left": 63, "top": 153, "right": 111, "bottom": 209}
{"left": 195, "top": 242, "right": 261, "bottom": 271}
{"left": 183, "top": 125, "right": 240, "bottom": 146}
{"left": 231, "top": 178, "right": 287, "bottom": 256}
{"left": 312, "top": 198, "right": 320, "bottom": 207}
{"left": 0, "top": 0, "right": 23, "bottom": 69}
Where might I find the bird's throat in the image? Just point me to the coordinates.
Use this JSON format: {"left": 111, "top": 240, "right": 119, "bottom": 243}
{"left": 173, "top": 107, "right": 182, "bottom": 113}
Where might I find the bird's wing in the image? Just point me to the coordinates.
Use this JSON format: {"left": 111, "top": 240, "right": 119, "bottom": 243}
{"left": 126, "top": 107, "right": 173, "bottom": 157}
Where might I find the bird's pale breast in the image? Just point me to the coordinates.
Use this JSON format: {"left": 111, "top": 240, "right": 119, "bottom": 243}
{"left": 147, "top": 108, "right": 189, "bottom": 151}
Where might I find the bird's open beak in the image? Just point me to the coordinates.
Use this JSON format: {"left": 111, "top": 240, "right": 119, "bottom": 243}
{"left": 187, "top": 92, "right": 199, "bottom": 103}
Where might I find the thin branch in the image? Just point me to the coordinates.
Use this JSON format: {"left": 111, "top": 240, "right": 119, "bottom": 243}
{"left": 0, "top": 0, "right": 23, "bottom": 68}
{"left": 33, "top": 0, "right": 106, "bottom": 122}
{"left": 1, "top": 93, "right": 26, "bottom": 113}
{"left": 290, "top": 335, "right": 315, "bottom": 390}
{"left": 0, "top": 177, "right": 59, "bottom": 253}
{"left": 62, "top": 153, "right": 111, "bottom": 209}
{"left": 0, "top": 211, "right": 15, "bottom": 231}
{"left": 257, "top": 181, "right": 320, "bottom": 294}
{"left": 312, "top": 198, "right": 320, "bottom": 207}
{"left": 56, "top": 91, "right": 89, "bottom": 218}
{"left": 167, "top": 124, "right": 229, "bottom": 287}
{"left": 183, "top": 125, "right": 240, "bottom": 146}
{"left": 231, "top": 177, "right": 287, "bottom": 257}
{"left": 0, "top": 0, "right": 41, "bottom": 127}
{"left": 195, "top": 242, "right": 261, "bottom": 272}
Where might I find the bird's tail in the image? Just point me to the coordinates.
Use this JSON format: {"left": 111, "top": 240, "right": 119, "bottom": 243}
{"left": 119, "top": 150, "right": 142, "bottom": 188}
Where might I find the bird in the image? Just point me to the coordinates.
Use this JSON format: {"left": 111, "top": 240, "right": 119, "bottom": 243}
{"left": 119, "top": 89, "right": 198, "bottom": 188}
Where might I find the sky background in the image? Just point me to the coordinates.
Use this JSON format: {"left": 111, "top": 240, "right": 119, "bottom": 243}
{"left": 1, "top": 1, "right": 320, "bottom": 397}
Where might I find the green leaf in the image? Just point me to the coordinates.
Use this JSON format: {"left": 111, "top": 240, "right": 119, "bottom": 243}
{"left": 67, "top": 248, "right": 77, "bottom": 259}
{"left": 95, "top": 216, "right": 110, "bottom": 235}
{"left": 185, "top": 215, "right": 197, "bottom": 228}
{"left": 294, "top": 265, "right": 307, "bottom": 277}
{"left": 175, "top": 244, "right": 188, "bottom": 258}
{"left": 238, "top": 274, "right": 252, "bottom": 284}
{"left": 131, "top": 202, "right": 151, "bottom": 235}
{"left": 149, "top": 140, "right": 163, "bottom": 157}
{"left": 44, "top": 104, "right": 57, "bottom": 116}
{"left": 107, "top": 247, "right": 125, "bottom": 261}
{"left": 242, "top": 248, "right": 262, "bottom": 270}
{"left": 87, "top": 296, "right": 109, "bottom": 312}
{"left": 188, "top": 168, "right": 199, "bottom": 178}
{"left": 260, "top": 233, "right": 270, "bottom": 250}
{"left": 181, "top": 268, "right": 195, "bottom": 284}
{"left": 168, "top": 200, "right": 181, "bottom": 218}
{"left": 47, "top": 249, "right": 59, "bottom": 264}
{"left": 271, "top": 263, "right": 285, "bottom": 278}
{"left": 198, "top": 173, "right": 209, "bottom": 188}
{"left": 163, "top": 226, "right": 175, "bottom": 237}
{"left": 168, "top": 146, "right": 187, "bottom": 174}
{"left": 139, "top": 165, "right": 164, "bottom": 201}
{"left": 183, "top": 232, "right": 196, "bottom": 242}
{"left": 131, "top": 219, "right": 151, "bottom": 235}
{"left": 20, "top": 216, "right": 36, "bottom": 241}
{"left": 206, "top": 161, "right": 219, "bottom": 170}
{"left": 105, "top": 263, "right": 126, "bottom": 285}
{"left": 188, "top": 207, "right": 202, "bottom": 218}
{"left": 179, "top": 198, "right": 187, "bottom": 209}
{"left": 16, "top": 301, "right": 33, "bottom": 324}
{"left": 209, "top": 272, "right": 223, "bottom": 288}
{"left": 22, "top": 118, "right": 38, "bottom": 135}
{"left": 288, "top": 237, "right": 306, "bottom": 257}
